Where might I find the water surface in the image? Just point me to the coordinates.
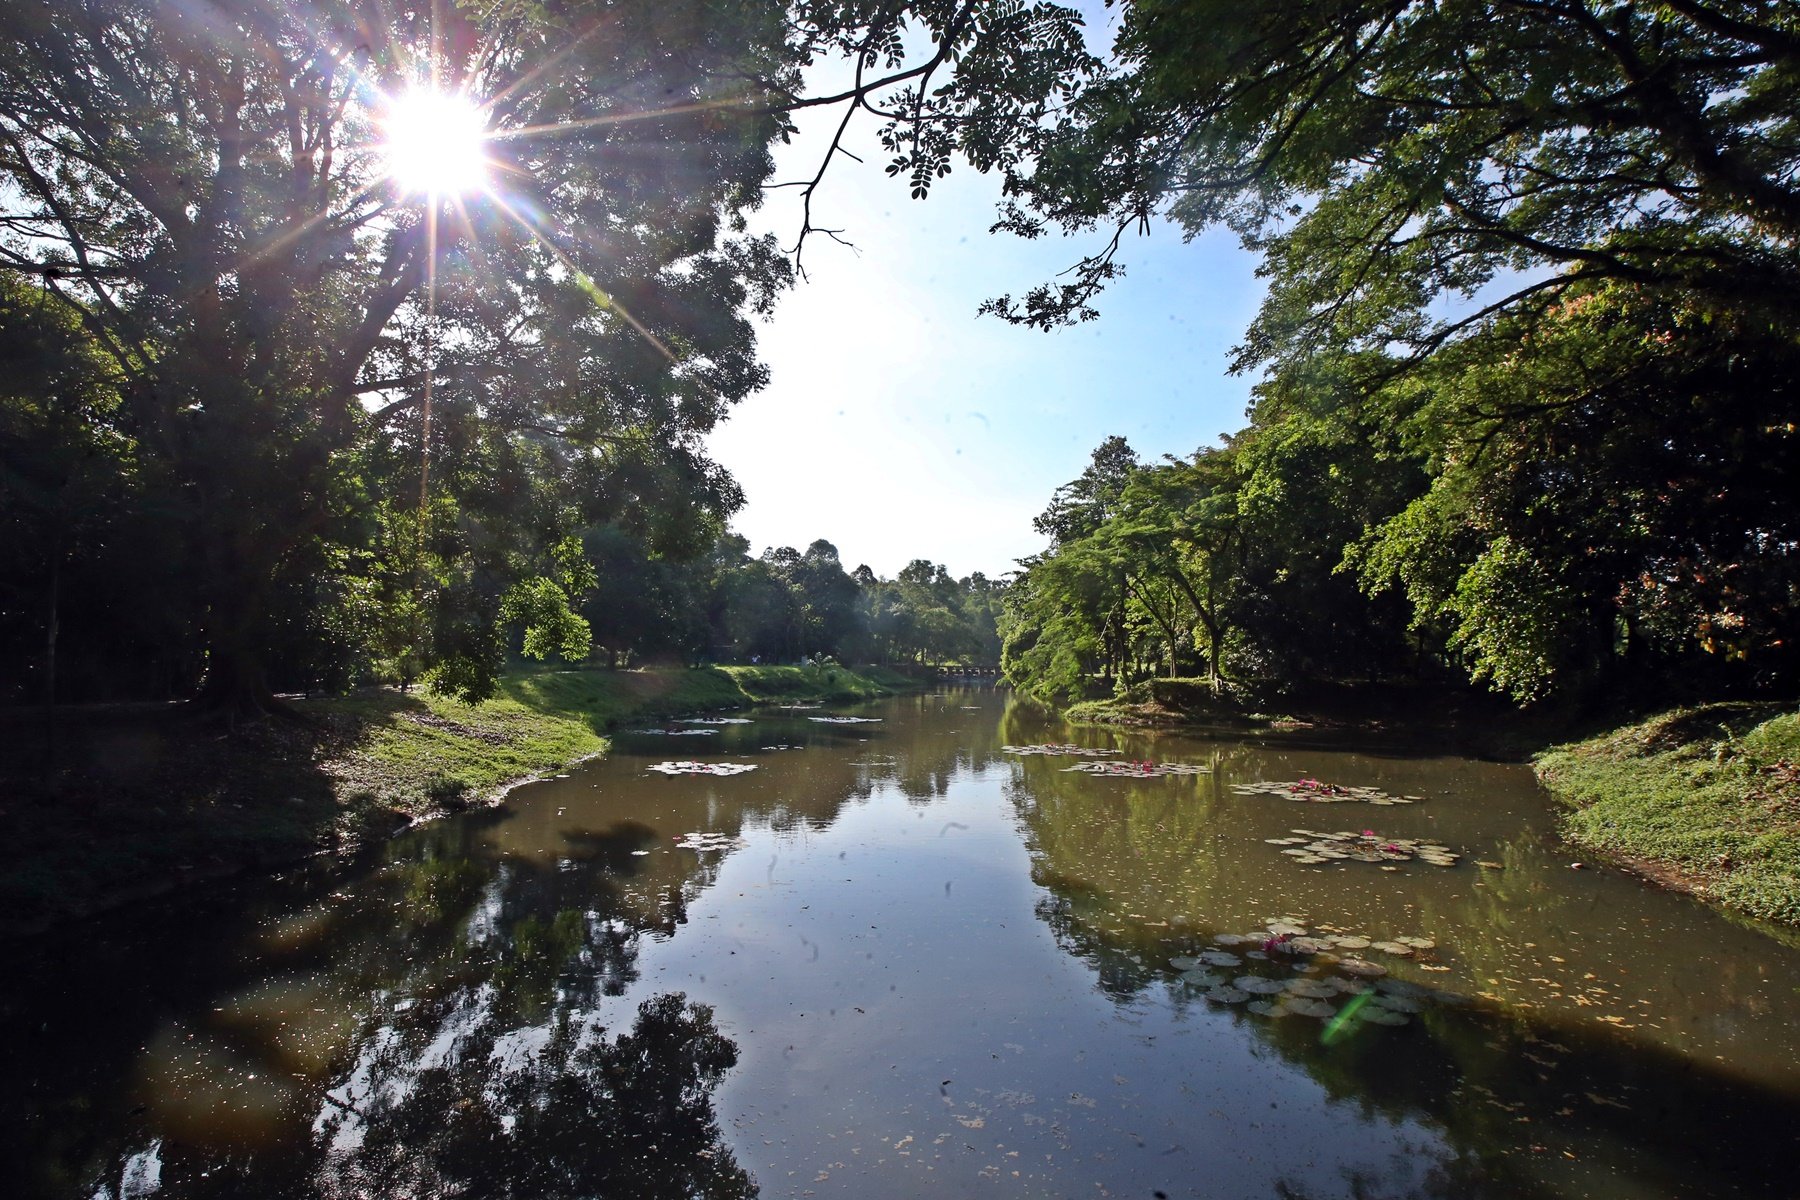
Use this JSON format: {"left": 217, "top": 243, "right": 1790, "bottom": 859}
{"left": 6, "top": 688, "right": 1798, "bottom": 1199}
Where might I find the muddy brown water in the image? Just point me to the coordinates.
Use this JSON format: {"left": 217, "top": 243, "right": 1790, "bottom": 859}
{"left": 6, "top": 688, "right": 1799, "bottom": 1199}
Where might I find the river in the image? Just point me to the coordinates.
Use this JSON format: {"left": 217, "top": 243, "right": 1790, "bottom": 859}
{"left": 6, "top": 686, "right": 1798, "bottom": 1199}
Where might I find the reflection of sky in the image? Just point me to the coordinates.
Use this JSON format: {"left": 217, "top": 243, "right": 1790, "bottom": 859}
{"left": 589, "top": 753, "right": 1452, "bottom": 1198}
{"left": 22, "top": 694, "right": 1800, "bottom": 1199}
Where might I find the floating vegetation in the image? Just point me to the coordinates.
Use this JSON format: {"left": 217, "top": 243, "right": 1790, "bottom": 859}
{"left": 646, "top": 761, "right": 759, "bottom": 777}
{"left": 631, "top": 727, "right": 718, "bottom": 736}
{"left": 1231, "top": 778, "right": 1423, "bottom": 806}
{"left": 1058, "top": 760, "right": 1212, "bottom": 777}
{"left": 1284, "top": 997, "right": 1337, "bottom": 1019}
{"left": 1001, "top": 743, "right": 1120, "bottom": 758}
{"left": 808, "top": 716, "right": 883, "bottom": 725}
{"left": 1272, "top": 828, "right": 1461, "bottom": 868}
{"left": 1167, "top": 919, "right": 1447, "bottom": 1030}
{"left": 673, "top": 832, "right": 748, "bottom": 852}
{"left": 677, "top": 717, "right": 752, "bottom": 726}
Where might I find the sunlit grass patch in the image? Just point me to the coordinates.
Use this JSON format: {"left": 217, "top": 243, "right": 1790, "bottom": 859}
{"left": 1537, "top": 702, "right": 1800, "bottom": 927}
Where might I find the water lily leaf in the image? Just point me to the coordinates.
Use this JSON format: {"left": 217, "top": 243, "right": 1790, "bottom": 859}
{"left": 1285, "top": 978, "right": 1338, "bottom": 999}
{"left": 1206, "top": 986, "right": 1251, "bottom": 1004}
{"left": 1283, "top": 997, "right": 1336, "bottom": 1019}
{"left": 1357, "top": 1006, "right": 1411, "bottom": 1026}
{"left": 1337, "top": 958, "right": 1388, "bottom": 978}
{"left": 1234, "top": 976, "right": 1288, "bottom": 995}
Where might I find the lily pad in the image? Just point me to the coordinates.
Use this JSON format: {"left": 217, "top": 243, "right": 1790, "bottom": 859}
{"left": 1234, "top": 976, "right": 1289, "bottom": 995}
{"left": 1001, "top": 743, "right": 1119, "bottom": 758}
{"left": 1285, "top": 978, "right": 1338, "bottom": 1000}
{"left": 1168, "top": 955, "right": 1204, "bottom": 971}
{"left": 1370, "top": 941, "right": 1415, "bottom": 957}
{"left": 1356, "top": 1006, "right": 1411, "bottom": 1026}
{"left": 648, "top": 761, "right": 758, "bottom": 777}
{"left": 1337, "top": 958, "right": 1388, "bottom": 978}
{"left": 1205, "top": 986, "right": 1251, "bottom": 1005}
{"left": 1369, "top": 993, "right": 1424, "bottom": 1014}
{"left": 1247, "top": 1000, "right": 1289, "bottom": 1017}
{"left": 1282, "top": 997, "right": 1337, "bottom": 1019}
{"left": 1198, "top": 950, "right": 1242, "bottom": 967}
{"left": 1061, "top": 760, "right": 1212, "bottom": 777}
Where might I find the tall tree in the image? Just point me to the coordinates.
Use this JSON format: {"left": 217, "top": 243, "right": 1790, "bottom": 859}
{"left": 0, "top": 0, "right": 795, "bottom": 710}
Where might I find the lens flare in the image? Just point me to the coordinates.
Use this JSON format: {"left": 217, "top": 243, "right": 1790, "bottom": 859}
{"left": 382, "top": 90, "right": 490, "bottom": 197}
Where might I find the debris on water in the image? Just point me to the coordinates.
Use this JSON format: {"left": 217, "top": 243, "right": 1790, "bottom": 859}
{"left": 1001, "top": 743, "right": 1120, "bottom": 758}
{"left": 647, "top": 761, "right": 759, "bottom": 776}
{"left": 1229, "top": 778, "right": 1421, "bottom": 805}
{"left": 809, "top": 716, "right": 884, "bottom": 725}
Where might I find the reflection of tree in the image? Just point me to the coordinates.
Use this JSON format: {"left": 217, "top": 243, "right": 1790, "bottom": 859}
{"left": 317, "top": 993, "right": 752, "bottom": 1200}
{"left": 1014, "top": 749, "right": 1800, "bottom": 1199}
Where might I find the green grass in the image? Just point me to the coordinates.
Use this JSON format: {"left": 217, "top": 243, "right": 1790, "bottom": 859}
{"left": 1536, "top": 702, "right": 1800, "bottom": 927}
{"left": 0, "top": 664, "right": 917, "bottom": 935}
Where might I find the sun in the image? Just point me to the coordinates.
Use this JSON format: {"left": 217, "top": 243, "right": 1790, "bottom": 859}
{"left": 381, "top": 89, "right": 491, "bottom": 198}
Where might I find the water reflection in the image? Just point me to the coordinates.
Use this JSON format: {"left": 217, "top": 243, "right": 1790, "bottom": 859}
{"left": 6, "top": 687, "right": 1800, "bottom": 1200}
{"left": 1008, "top": 717, "right": 1800, "bottom": 1198}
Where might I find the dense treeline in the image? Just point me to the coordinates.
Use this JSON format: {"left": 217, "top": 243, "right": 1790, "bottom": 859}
{"left": 6, "top": 0, "right": 1798, "bottom": 713}
{"left": 579, "top": 531, "right": 1003, "bottom": 671}
{"left": 0, "top": 0, "right": 1079, "bottom": 711}
{"left": 1000, "top": 1, "right": 1800, "bottom": 707}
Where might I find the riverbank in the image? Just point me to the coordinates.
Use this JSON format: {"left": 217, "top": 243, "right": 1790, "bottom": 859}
{"left": 0, "top": 664, "right": 918, "bottom": 937}
{"left": 1536, "top": 702, "right": 1800, "bottom": 928}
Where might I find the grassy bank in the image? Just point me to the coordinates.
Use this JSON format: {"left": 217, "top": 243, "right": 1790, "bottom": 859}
{"left": 0, "top": 664, "right": 916, "bottom": 936}
{"left": 1536, "top": 703, "right": 1800, "bottom": 926}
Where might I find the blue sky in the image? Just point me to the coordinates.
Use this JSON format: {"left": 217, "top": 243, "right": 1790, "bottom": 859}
{"left": 706, "top": 26, "right": 1267, "bottom": 581}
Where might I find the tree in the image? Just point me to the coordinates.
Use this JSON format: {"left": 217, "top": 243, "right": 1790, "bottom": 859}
{"left": 1033, "top": 435, "right": 1139, "bottom": 545}
{"left": 989, "top": 0, "right": 1800, "bottom": 362}
{"left": 0, "top": 0, "right": 795, "bottom": 711}
{"left": 1350, "top": 281, "right": 1800, "bottom": 700}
